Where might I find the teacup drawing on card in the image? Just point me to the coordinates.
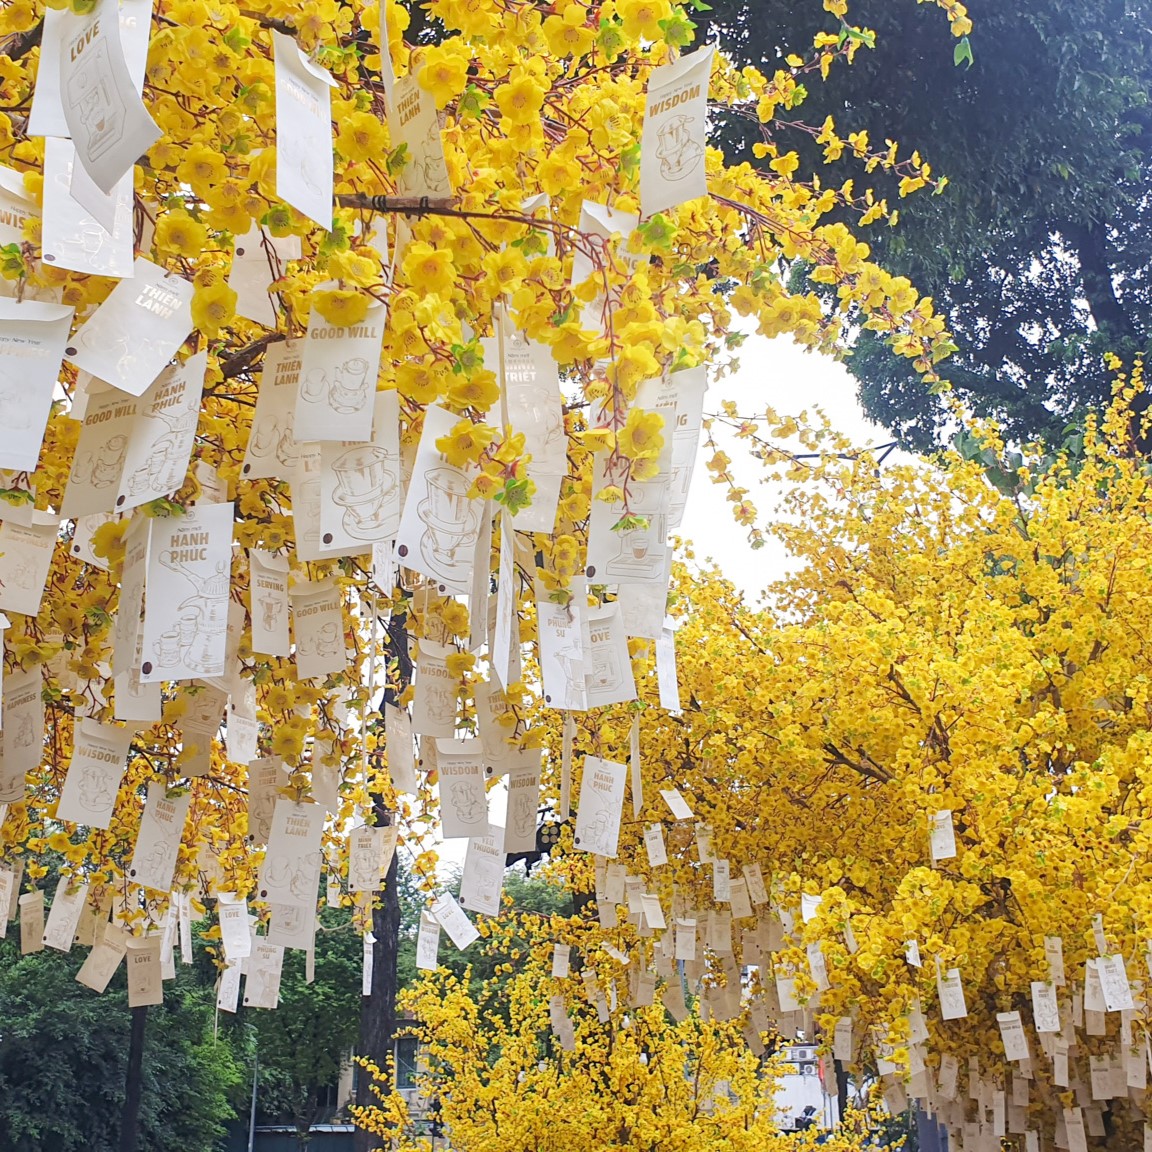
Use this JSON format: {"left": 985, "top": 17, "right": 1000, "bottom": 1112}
{"left": 415, "top": 467, "right": 481, "bottom": 581}
{"left": 330, "top": 445, "right": 397, "bottom": 540}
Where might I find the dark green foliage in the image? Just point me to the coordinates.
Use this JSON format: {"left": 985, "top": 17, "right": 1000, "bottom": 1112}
{"left": 0, "top": 936, "right": 245, "bottom": 1152}
{"left": 698, "top": 0, "right": 1152, "bottom": 448}
{"left": 251, "top": 910, "right": 363, "bottom": 1139}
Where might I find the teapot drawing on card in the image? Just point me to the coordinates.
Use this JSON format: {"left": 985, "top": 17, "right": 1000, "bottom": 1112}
{"left": 72, "top": 434, "right": 128, "bottom": 488}
{"left": 331, "top": 445, "right": 397, "bottom": 539}
{"left": 152, "top": 553, "right": 228, "bottom": 674}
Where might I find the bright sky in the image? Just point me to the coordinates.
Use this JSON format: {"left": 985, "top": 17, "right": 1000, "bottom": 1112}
{"left": 678, "top": 330, "right": 907, "bottom": 598}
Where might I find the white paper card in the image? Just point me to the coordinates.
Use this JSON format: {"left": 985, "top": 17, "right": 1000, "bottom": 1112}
{"left": 272, "top": 31, "right": 335, "bottom": 228}
{"left": 436, "top": 739, "right": 488, "bottom": 840}
{"left": 140, "top": 502, "right": 233, "bottom": 682}
{"left": 41, "top": 137, "right": 133, "bottom": 279}
{"left": 640, "top": 45, "right": 712, "bottom": 217}
{"left": 59, "top": 0, "right": 161, "bottom": 193}
{"left": 431, "top": 892, "right": 479, "bottom": 950}
{"left": 574, "top": 756, "right": 626, "bottom": 858}
{"left": 0, "top": 300, "right": 75, "bottom": 473}
{"left": 395, "top": 405, "right": 482, "bottom": 595}
{"left": 297, "top": 300, "right": 385, "bottom": 442}
{"left": 127, "top": 782, "right": 189, "bottom": 893}
{"left": 249, "top": 550, "right": 290, "bottom": 657}
{"left": 416, "top": 910, "right": 440, "bottom": 970}
{"left": 290, "top": 578, "right": 346, "bottom": 680}
{"left": 256, "top": 799, "right": 324, "bottom": 909}
{"left": 929, "top": 810, "right": 957, "bottom": 861}
{"left": 57, "top": 717, "right": 133, "bottom": 829}
{"left": 243, "top": 340, "right": 302, "bottom": 481}
{"left": 318, "top": 389, "right": 401, "bottom": 550}
{"left": 65, "top": 258, "right": 194, "bottom": 397}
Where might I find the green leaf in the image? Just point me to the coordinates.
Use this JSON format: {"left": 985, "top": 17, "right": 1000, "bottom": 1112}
{"left": 953, "top": 36, "right": 974, "bottom": 69}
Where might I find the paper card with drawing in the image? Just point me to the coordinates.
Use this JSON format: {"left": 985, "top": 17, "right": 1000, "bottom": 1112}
{"left": 114, "top": 352, "right": 206, "bottom": 512}
{"left": 290, "top": 578, "right": 346, "bottom": 680}
{"left": 126, "top": 937, "right": 163, "bottom": 1006}
{"left": 929, "top": 809, "right": 957, "bottom": 861}
{"left": 431, "top": 892, "right": 479, "bottom": 951}
{"left": 243, "top": 340, "right": 302, "bottom": 482}
{"left": 318, "top": 389, "right": 401, "bottom": 551}
{"left": 267, "top": 902, "right": 317, "bottom": 952}
{"left": 574, "top": 756, "right": 626, "bottom": 858}
{"left": 385, "top": 704, "right": 417, "bottom": 794}
{"left": 475, "top": 680, "right": 515, "bottom": 777}
{"left": 127, "top": 782, "right": 190, "bottom": 893}
{"left": 297, "top": 299, "right": 385, "bottom": 442}
{"left": 0, "top": 515, "right": 60, "bottom": 618}
{"left": 256, "top": 799, "right": 324, "bottom": 910}
{"left": 389, "top": 73, "right": 452, "bottom": 198}
{"left": 173, "top": 684, "right": 224, "bottom": 778}
{"left": 77, "top": 922, "right": 128, "bottom": 991}
{"left": 0, "top": 668, "right": 45, "bottom": 804}
{"left": 640, "top": 45, "right": 712, "bottom": 218}
{"left": 110, "top": 514, "right": 149, "bottom": 679}
{"left": 62, "top": 388, "right": 141, "bottom": 518}
{"left": 348, "top": 826, "right": 386, "bottom": 893}
{"left": 57, "top": 717, "right": 133, "bottom": 829}
{"left": 43, "top": 878, "right": 89, "bottom": 953}
{"left": 216, "top": 962, "right": 242, "bottom": 1012}
{"left": 34, "top": 0, "right": 153, "bottom": 138}
{"left": 59, "top": 0, "right": 161, "bottom": 193}
{"left": 435, "top": 739, "right": 489, "bottom": 840}
{"left": 228, "top": 226, "right": 301, "bottom": 329}
{"left": 0, "top": 300, "right": 75, "bottom": 473}
{"left": 244, "top": 940, "right": 285, "bottom": 1009}
{"left": 585, "top": 456, "right": 671, "bottom": 588}
{"left": 18, "top": 890, "right": 45, "bottom": 955}
{"left": 459, "top": 827, "right": 505, "bottom": 917}
{"left": 139, "top": 502, "right": 233, "bottom": 683}
{"left": 272, "top": 31, "right": 336, "bottom": 228}
{"left": 225, "top": 702, "right": 258, "bottom": 765}
{"left": 244, "top": 755, "right": 284, "bottom": 847}
{"left": 416, "top": 911, "right": 440, "bottom": 971}
{"left": 536, "top": 580, "right": 588, "bottom": 711}
{"left": 395, "top": 405, "right": 483, "bottom": 595}
{"left": 217, "top": 894, "right": 252, "bottom": 963}
{"left": 584, "top": 604, "right": 637, "bottom": 709}
{"left": 412, "top": 639, "right": 458, "bottom": 738}
{"left": 0, "top": 166, "right": 37, "bottom": 249}
{"left": 248, "top": 549, "right": 290, "bottom": 657}
{"left": 64, "top": 258, "right": 193, "bottom": 397}
{"left": 665, "top": 366, "right": 708, "bottom": 528}
{"left": 504, "top": 755, "right": 541, "bottom": 854}
{"left": 483, "top": 319, "right": 565, "bottom": 534}
{"left": 41, "top": 137, "right": 134, "bottom": 279}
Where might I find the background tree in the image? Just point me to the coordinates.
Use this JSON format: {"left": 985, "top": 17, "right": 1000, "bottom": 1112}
{"left": 696, "top": 0, "right": 1152, "bottom": 448}
{"left": 0, "top": 936, "right": 244, "bottom": 1152}
{"left": 250, "top": 909, "right": 364, "bottom": 1148}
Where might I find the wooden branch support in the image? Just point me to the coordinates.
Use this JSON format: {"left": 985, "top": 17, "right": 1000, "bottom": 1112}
{"left": 0, "top": 18, "right": 44, "bottom": 64}
{"left": 335, "top": 194, "right": 458, "bottom": 216}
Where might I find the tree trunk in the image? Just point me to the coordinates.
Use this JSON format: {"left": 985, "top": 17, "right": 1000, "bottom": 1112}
{"left": 119, "top": 1005, "right": 148, "bottom": 1152}
{"left": 353, "top": 606, "right": 410, "bottom": 1152}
